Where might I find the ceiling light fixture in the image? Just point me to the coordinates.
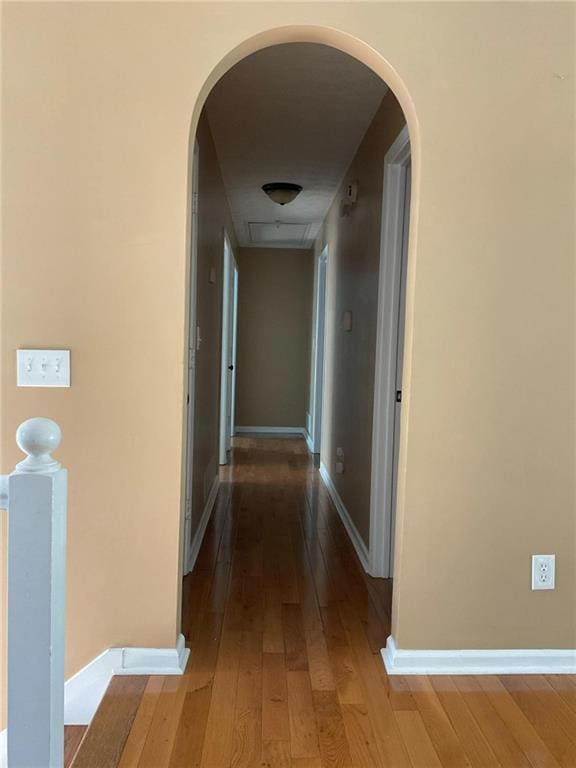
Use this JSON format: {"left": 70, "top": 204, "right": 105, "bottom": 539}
{"left": 262, "top": 182, "right": 303, "bottom": 206}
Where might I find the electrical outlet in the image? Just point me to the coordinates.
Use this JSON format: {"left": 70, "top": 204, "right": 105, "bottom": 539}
{"left": 336, "top": 447, "right": 345, "bottom": 459}
{"left": 335, "top": 461, "right": 344, "bottom": 475}
{"left": 531, "top": 555, "right": 555, "bottom": 590}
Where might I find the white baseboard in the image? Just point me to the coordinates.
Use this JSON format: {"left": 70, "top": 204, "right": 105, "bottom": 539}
{"left": 235, "top": 426, "right": 307, "bottom": 436}
{"left": 319, "top": 462, "right": 369, "bottom": 572}
{"left": 186, "top": 475, "right": 219, "bottom": 574}
{"left": 0, "top": 634, "right": 189, "bottom": 764}
{"left": 235, "top": 426, "right": 315, "bottom": 452}
{"left": 382, "top": 635, "right": 576, "bottom": 675}
{"left": 65, "top": 633, "right": 189, "bottom": 724}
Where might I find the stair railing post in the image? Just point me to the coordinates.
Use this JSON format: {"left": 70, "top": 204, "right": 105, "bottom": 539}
{"left": 3, "top": 418, "right": 67, "bottom": 768}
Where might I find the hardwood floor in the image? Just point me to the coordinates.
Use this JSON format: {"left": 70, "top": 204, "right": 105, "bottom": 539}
{"left": 72, "top": 437, "right": 576, "bottom": 768}
{"left": 65, "top": 726, "right": 88, "bottom": 767}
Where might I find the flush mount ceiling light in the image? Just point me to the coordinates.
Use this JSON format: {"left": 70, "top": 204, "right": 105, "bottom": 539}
{"left": 262, "top": 182, "right": 303, "bottom": 206}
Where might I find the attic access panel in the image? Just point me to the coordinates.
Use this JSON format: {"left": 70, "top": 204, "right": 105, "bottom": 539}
{"left": 248, "top": 221, "right": 311, "bottom": 247}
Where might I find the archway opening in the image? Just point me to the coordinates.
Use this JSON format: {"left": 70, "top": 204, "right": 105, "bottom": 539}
{"left": 178, "top": 32, "right": 417, "bottom": 704}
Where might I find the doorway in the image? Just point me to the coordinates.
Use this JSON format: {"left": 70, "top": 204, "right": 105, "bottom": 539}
{"left": 183, "top": 140, "right": 200, "bottom": 575}
{"left": 182, "top": 38, "right": 414, "bottom": 650}
{"left": 370, "top": 125, "right": 411, "bottom": 578}
{"left": 309, "top": 245, "right": 328, "bottom": 454}
{"left": 219, "top": 232, "right": 239, "bottom": 465}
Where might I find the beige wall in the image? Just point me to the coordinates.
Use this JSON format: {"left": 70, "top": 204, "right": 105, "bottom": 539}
{"left": 190, "top": 112, "right": 235, "bottom": 535}
{"left": 235, "top": 247, "right": 313, "bottom": 429}
{"left": 319, "top": 90, "right": 407, "bottom": 546}
{"left": 1, "top": 2, "right": 574, "bottom": 725}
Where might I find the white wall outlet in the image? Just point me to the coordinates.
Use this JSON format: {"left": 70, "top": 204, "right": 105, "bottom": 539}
{"left": 335, "top": 461, "right": 345, "bottom": 474}
{"left": 531, "top": 554, "right": 555, "bottom": 590}
{"left": 336, "top": 447, "right": 345, "bottom": 459}
{"left": 17, "top": 349, "right": 70, "bottom": 387}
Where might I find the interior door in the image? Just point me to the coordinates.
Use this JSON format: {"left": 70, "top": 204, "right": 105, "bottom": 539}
{"left": 390, "top": 159, "right": 411, "bottom": 573}
{"left": 219, "top": 236, "right": 236, "bottom": 465}
{"left": 228, "top": 265, "right": 239, "bottom": 445}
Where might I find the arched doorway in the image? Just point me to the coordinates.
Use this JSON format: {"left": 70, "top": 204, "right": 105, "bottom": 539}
{"left": 178, "top": 26, "right": 418, "bottom": 669}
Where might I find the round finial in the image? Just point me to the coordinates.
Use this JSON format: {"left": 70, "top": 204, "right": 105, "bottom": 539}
{"left": 15, "top": 417, "right": 62, "bottom": 474}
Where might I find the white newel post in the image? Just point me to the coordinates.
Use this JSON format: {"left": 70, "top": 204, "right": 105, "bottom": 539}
{"left": 3, "top": 418, "right": 67, "bottom": 768}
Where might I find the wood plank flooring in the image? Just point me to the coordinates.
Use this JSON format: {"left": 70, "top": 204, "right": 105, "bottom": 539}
{"left": 71, "top": 437, "right": 576, "bottom": 768}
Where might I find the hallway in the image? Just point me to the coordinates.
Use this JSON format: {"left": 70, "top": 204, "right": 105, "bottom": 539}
{"left": 71, "top": 438, "right": 576, "bottom": 768}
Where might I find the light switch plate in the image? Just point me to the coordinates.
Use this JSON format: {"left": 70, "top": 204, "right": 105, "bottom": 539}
{"left": 17, "top": 349, "right": 71, "bottom": 387}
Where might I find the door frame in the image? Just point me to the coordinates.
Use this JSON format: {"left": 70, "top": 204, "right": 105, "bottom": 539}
{"left": 219, "top": 230, "right": 238, "bottom": 465}
{"left": 229, "top": 263, "right": 239, "bottom": 441}
{"left": 309, "top": 245, "right": 328, "bottom": 454}
{"left": 183, "top": 139, "right": 200, "bottom": 575}
{"left": 369, "top": 124, "right": 411, "bottom": 578}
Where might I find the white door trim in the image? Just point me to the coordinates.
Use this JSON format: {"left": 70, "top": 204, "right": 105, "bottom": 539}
{"left": 369, "top": 125, "right": 411, "bottom": 578}
{"left": 310, "top": 246, "right": 328, "bottom": 454}
{"left": 219, "top": 231, "right": 237, "bottom": 465}
{"left": 183, "top": 140, "right": 200, "bottom": 576}
{"left": 229, "top": 264, "right": 239, "bottom": 442}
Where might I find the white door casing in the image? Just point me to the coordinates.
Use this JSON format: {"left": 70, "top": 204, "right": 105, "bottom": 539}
{"left": 219, "top": 232, "right": 238, "bottom": 465}
{"left": 184, "top": 140, "right": 200, "bottom": 575}
{"left": 229, "top": 265, "right": 239, "bottom": 442}
{"left": 310, "top": 246, "right": 328, "bottom": 454}
{"left": 369, "top": 125, "right": 411, "bottom": 579}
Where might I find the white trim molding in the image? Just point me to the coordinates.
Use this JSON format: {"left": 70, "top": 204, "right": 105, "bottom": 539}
{"left": 382, "top": 635, "right": 576, "bottom": 675}
{"left": 235, "top": 426, "right": 307, "bottom": 437}
{"left": 0, "top": 634, "right": 190, "bottom": 764}
{"left": 304, "top": 431, "right": 315, "bottom": 453}
{"left": 319, "top": 462, "right": 369, "bottom": 572}
{"left": 186, "top": 475, "right": 219, "bottom": 574}
{"left": 370, "top": 124, "right": 411, "bottom": 579}
{"left": 64, "top": 634, "right": 190, "bottom": 724}
{"left": 236, "top": 426, "right": 314, "bottom": 451}
{"left": 310, "top": 245, "right": 328, "bottom": 455}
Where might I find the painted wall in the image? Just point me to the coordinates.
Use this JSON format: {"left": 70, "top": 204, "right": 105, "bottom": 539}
{"left": 190, "top": 112, "right": 236, "bottom": 536}
{"left": 319, "top": 90, "right": 406, "bottom": 547}
{"left": 235, "top": 248, "right": 314, "bottom": 429}
{"left": 1, "top": 3, "right": 574, "bottom": 726}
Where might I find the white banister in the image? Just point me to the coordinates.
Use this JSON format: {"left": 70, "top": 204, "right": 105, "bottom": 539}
{"left": 2, "top": 418, "right": 67, "bottom": 768}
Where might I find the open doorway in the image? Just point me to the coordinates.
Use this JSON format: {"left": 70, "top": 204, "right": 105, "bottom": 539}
{"left": 309, "top": 245, "right": 328, "bottom": 455}
{"left": 183, "top": 139, "right": 200, "bottom": 576}
{"left": 182, "top": 41, "right": 412, "bottom": 651}
{"left": 370, "top": 125, "right": 411, "bottom": 578}
{"left": 219, "top": 232, "right": 238, "bottom": 465}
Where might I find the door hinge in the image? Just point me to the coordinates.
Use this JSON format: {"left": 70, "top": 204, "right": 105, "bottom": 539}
{"left": 396, "top": 390, "right": 402, "bottom": 403}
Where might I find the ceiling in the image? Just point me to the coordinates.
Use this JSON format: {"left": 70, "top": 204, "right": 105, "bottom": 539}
{"left": 205, "top": 44, "right": 388, "bottom": 250}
